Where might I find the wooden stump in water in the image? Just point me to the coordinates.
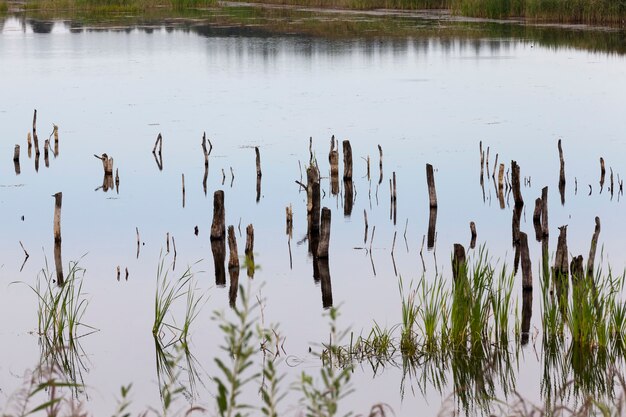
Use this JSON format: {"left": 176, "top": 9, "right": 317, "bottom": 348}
{"left": 600, "top": 157, "right": 606, "bottom": 191}
{"left": 587, "top": 216, "right": 601, "bottom": 279}
{"left": 533, "top": 197, "right": 543, "bottom": 241}
{"left": 426, "top": 163, "right": 437, "bottom": 208}
{"left": 329, "top": 138, "right": 339, "bottom": 195}
{"left": 317, "top": 207, "right": 331, "bottom": 259}
{"left": 519, "top": 232, "right": 532, "bottom": 290}
{"left": 427, "top": 206, "right": 437, "bottom": 250}
{"left": 53, "top": 192, "right": 64, "bottom": 286}
{"left": 255, "top": 146, "right": 262, "bottom": 178}
{"left": 512, "top": 205, "right": 522, "bottom": 246}
{"left": 541, "top": 187, "right": 549, "bottom": 237}
{"left": 318, "top": 258, "right": 333, "bottom": 309}
{"left": 378, "top": 144, "right": 383, "bottom": 185}
{"left": 511, "top": 160, "right": 523, "bottom": 208}
{"left": 245, "top": 224, "right": 255, "bottom": 278}
{"left": 227, "top": 226, "right": 239, "bottom": 270}
{"left": 286, "top": 205, "right": 293, "bottom": 237}
{"left": 342, "top": 140, "right": 352, "bottom": 180}
{"left": 210, "top": 190, "right": 226, "bottom": 240}
{"left": 570, "top": 255, "right": 584, "bottom": 286}
{"left": 228, "top": 264, "right": 239, "bottom": 308}
{"left": 27, "top": 132, "right": 32, "bottom": 157}
{"left": 469, "top": 221, "right": 477, "bottom": 249}
{"left": 452, "top": 243, "right": 466, "bottom": 283}
{"left": 211, "top": 238, "right": 226, "bottom": 287}
{"left": 343, "top": 178, "right": 354, "bottom": 217}
{"left": 554, "top": 225, "right": 569, "bottom": 302}
{"left": 13, "top": 145, "right": 20, "bottom": 175}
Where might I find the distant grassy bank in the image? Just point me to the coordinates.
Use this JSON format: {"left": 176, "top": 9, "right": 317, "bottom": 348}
{"left": 19, "top": 0, "right": 217, "bottom": 14}
{"left": 12, "top": 0, "right": 626, "bottom": 25}
{"left": 230, "top": 0, "right": 626, "bottom": 25}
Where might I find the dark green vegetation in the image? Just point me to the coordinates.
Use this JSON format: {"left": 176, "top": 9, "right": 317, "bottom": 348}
{"left": 20, "top": 0, "right": 216, "bottom": 14}
{"left": 11, "top": 0, "right": 626, "bottom": 25}
{"left": 227, "top": 0, "right": 626, "bottom": 25}
{"left": 10, "top": 4, "right": 626, "bottom": 56}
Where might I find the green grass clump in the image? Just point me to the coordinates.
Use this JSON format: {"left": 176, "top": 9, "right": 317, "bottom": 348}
{"left": 0, "top": 1, "right": 8, "bottom": 14}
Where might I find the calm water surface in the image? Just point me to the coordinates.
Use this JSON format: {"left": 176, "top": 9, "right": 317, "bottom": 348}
{"left": 1, "top": 9, "right": 626, "bottom": 416}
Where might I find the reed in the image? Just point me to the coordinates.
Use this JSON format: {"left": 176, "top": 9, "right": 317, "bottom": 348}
{"left": 152, "top": 256, "right": 193, "bottom": 339}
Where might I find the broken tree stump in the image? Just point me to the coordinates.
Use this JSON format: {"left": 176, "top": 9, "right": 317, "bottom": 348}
{"left": 541, "top": 187, "right": 549, "bottom": 237}
{"left": 452, "top": 243, "right": 466, "bottom": 283}
{"left": 470, "top": 221, "right": 477, "bottom": 249}
{"left": 511, "top": 160, "right": 523, "bottom": 208}
{"left": 586, "top": 216, "right": 601, "bottom": 279}
{"left": 210, "top": 190, "right": 226, "bottom": 240}
{"left": 600, "top": 157, "right": 606, "bottom": 191}
{"left": 227, "top": 225, "right": 239, "bottom": 269}
{"left": 329, "top": 137, "right": 339, "bottom": 195}
{"left": 554, "top": 225, "right": 569, "bottom": 303}
{"left": 317, "top": 207, "right": 331, "bottom": 259}
{"left": 519, "top": 232, "right": 532, "bottom": 290}
{"left": 53, "top": 192, "right": 64, "bottom": 286}
{"left": 255, "top": 146, "right": 262, "bottom": 178}
{"left": 426, "top": 163, "right": 437, "bottom": 208}
{"left": 533, "top": 197, "right": 543, "bottom": 241}
{"left": 343, "top": 140, "right": 353, "bottom": 180}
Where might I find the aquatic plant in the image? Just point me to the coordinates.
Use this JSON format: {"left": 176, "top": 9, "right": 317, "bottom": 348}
{"left": 300, "top": 307, "right": 354, "bottom": 417}
{"left": 213, "top": 284, "right": 259, "bottom": 417}
{"left": 152, "top": 256, "right": 193, "bottom": 339}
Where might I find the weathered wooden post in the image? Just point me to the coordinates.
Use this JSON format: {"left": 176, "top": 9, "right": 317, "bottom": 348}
{"left": 27, "top": 132, "right": 32, "bottom": 158}
{"left": 519, "top": 232, "right": 532, "bottom": 290}
{"left": 211, "top": 238, "right": 226, "bottom": 287}
{"left": 53, "top": 192, "right": 64, "bottom": 286}
{"left": 227, "top": 226, "right": 239, "bottom": 270}
{"left": 600, "top": 157, "right": 606, "bottom": 191}
{"left": 33, "top": 109, "right": 40, "bottom": 157}
{"left": 452, "top": 243, "right": 466, "bottom": 283}
{"left": 329, "top": 137, "right": 339, "bottom": 195}
{"left": 521, "top": 289, "right": 532, "bottom": 345}
{"left": 228, "top": 264, "right": 239, "bottom": 308}
{"left": 44, "top": 140, "right": 50, "bottom": 168}
{"left": 255, "top": 146, "right": 262, "bottom": 178}
{"left": 427, "top": 206, "right": 437, "bottom": 250}
{"left": 511, "top": 160, "right": 523, "bottom": 208}
{"left": 363, "top": 209, "right": 369, "bottom": 245}
{"left": 541, "top": 187, "right": 549, "bottom": 238}
{"left": 182, "top": 174, "right": 185, "bottom": 208}
{"left": 318, "top": 258, "right": 333, "bottom": 309}
{"left": 344, "top": 177, "right": 354, "bottom": 217}
{"left": 533, "top": 197, "right": 543, "bottom": 241}
{"left": 286, "top": 205, "right": 293, "bottom": 237}
{"left": 470, "top": 221, "right": 477, "bottom": 249}
{"left": 586, "top": 216, "right": 601, "bottom": 279}
{"left": 343, "top": 140, "right": 352, "bottom": 180}
{"left": 53, "top": 124, "right": 59, "bottom": 156}
{"left": 570, "top": 255, "right": 584, "bottom": 286}
{"left": 13, "top": 145, "right": 20, "bottom": 175}
{"left": 512, "top": 204, "right": 522, "bottom": 246}
{"left": 426, "top": 163, "right": 437, "bottom": 208}
{"left": 558, "top": 139, "right": 566, "bottom": 205}
{"left": 554, "top": 225, "right": 569, "bottom": 303}
{"left": 317, "top": 208, "right": 331, "bottom": 259}
{"left": 211, "top": 190, "right": 226, "bottom": 240}
{"left": 378, "top": 144, "right": 383, "bottom": 185}
{"left": 245, "top": 224, "right": 255, "bottom": 278}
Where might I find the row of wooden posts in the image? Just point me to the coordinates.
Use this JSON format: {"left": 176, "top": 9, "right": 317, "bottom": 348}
{"left": 13, "top": 109, "right": 60, "bottom": 174}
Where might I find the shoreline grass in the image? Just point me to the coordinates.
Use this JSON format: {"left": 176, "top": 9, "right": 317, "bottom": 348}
{"left": 11, "top": 0, "right": 626, "bottom": 25}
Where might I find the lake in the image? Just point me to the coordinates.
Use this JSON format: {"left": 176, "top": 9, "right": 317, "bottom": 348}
{"left": 1, "top": 5, "right": 626, "bottom": 416}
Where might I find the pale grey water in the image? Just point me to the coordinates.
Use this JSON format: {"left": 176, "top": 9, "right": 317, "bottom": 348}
{"left": 1, "top": 13, "right": 626, "bottom": 416}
